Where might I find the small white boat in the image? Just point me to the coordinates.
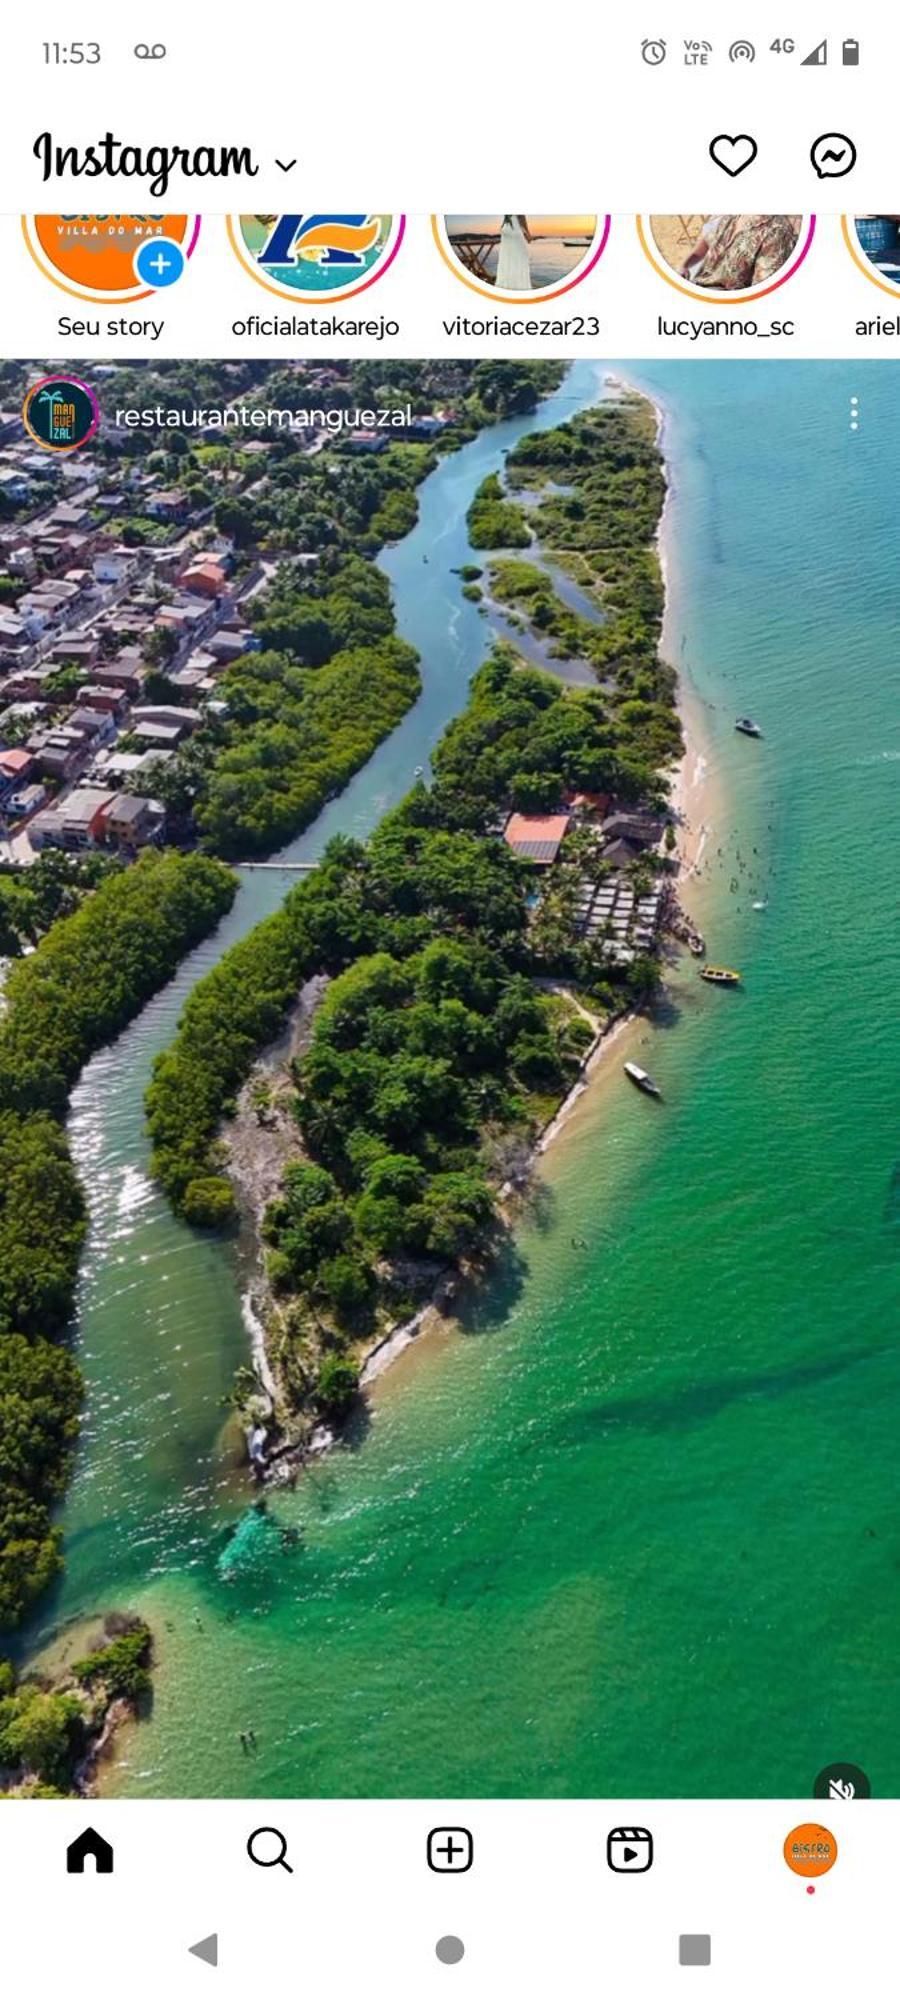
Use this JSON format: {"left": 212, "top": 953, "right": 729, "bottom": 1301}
{"left": 624, "top": 1061, "right": 663, "bottom": 1100}
{"left": 735, "top": 717, "right": 763, "bottom": 739}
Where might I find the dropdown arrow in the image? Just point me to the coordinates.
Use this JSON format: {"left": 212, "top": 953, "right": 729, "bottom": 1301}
{"left": 275, "top": 158, "right": 297, "bottom": 171}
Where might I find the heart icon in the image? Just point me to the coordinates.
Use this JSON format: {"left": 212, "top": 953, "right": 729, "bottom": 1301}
{"left": 709, "top": 133, "right": 758, "bottom": 176}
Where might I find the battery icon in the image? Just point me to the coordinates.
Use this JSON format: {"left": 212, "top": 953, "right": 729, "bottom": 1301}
{"left": 842, "top": 37, "right": 859, "bottom": 64}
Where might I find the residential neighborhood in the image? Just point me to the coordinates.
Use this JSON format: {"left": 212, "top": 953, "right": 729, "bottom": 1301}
{"left": 0, "top": 424, "right": 265, "bottom": 861}
{"left": 0, "top": 359, "right": 465, "bottom": 867}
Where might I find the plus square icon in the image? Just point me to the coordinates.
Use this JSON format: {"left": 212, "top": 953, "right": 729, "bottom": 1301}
{"left": 427, "top": 1826, "right": 473, "bottom": 1873}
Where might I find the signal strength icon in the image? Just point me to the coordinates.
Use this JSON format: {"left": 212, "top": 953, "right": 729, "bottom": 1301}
{"left": 801, "top": 38, "right": 828, "bottom": 64}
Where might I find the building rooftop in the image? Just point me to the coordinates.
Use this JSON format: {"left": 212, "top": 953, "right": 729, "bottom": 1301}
{"left": 106, "top": 793, "right": 154, "bottom": 825}
{"left": 503, "top": 811, "right": 571, "bottom": 866}
{"left": 59, "top": 787, "right": 116, "bottom": 825}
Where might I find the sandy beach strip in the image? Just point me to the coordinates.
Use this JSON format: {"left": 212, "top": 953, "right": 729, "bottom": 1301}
{"left": 364, "top": 391, "right": 724, "bottom": 1405}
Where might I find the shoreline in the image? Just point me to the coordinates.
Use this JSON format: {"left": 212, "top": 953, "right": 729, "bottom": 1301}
{"left": 242, "top": 375, "right": 718, "bottom": 1446}
{"left": 362, "top": 694, "right": 721, "bottom": 1410}
{"left": 362, "top": 383, "right": 723, "bottom": 1399}
{"left": 4, "top": 1613, "right": 152, "bottom": 1799}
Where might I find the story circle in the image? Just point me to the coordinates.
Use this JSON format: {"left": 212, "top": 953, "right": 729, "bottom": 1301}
{"left": 636, "top": 214, "right": 816, "bottom": 304}
{"left": 842, "top": 214, "right": 900, "bottom": 298}
{"left": 783, "top": 1823, "right": 838, "bottom": 1879}
{"left": 432, "top": 214, "right": 610, "bottom": 304}
{"left": 22, "top": 374, "right": 100, "bottom": 453}
{"left": 226, "top": 214, "right": 405, "bottom": 303}
{"left": 22, "top": 214, "right": 201, "bottom": 303}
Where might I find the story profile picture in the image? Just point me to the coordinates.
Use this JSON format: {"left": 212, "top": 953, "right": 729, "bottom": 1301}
{"left": 434, "top": 214, "right": 610, "bottom": 303}
{"left": 843, "top": 214, "right": 900, "bottom": 296}
{"left": 22, "top": 374, "right": 100, "bottom": 454}
{"left": 226, "top": 214, "right": 405, "bottom": 301}
{"left": 783, "top": 1823, "right": 838, "bottom": 1880}
{"left": 22, "top": 214, "right": 201, "bottom": 302}
{"left": 636, "top": 214, "right": 815, "bottom": 302}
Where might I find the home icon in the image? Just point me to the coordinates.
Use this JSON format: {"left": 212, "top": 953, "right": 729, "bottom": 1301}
{"left": 66, "top": 1826, "right": 114, "bottom": 1875}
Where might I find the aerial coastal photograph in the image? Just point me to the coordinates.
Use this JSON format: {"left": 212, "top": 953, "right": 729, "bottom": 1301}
{"left": 0, "top": 355, "right": 896, "bottom": 1800}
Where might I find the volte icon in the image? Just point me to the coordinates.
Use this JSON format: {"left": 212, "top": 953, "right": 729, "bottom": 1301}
{"left": 607, "top": 1826, "right": 654, "bottom": 1873}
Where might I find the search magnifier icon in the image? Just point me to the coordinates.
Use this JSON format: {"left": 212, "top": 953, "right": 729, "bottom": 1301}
{"left": 247, "top": 1825, "right": 293, "bottom": 1872}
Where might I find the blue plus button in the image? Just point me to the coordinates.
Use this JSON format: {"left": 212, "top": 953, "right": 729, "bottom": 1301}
{"left": 134, "top": 237, "right": 186, "bottom": 288}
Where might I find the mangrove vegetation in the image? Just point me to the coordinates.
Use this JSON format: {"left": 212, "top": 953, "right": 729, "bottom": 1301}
{"left": 0, "top": 852, "right": 236, "bottom": 1629}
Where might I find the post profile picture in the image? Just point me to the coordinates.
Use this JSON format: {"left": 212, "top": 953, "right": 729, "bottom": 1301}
{"left": 843, "top": 215, "right": 900, "bottom": 293}
{"left": 783, "top": 1823, "right": 838, "bottom": 1879}
{"left": 226, "top": 214, "right": 405, "bottom": 302}
{"left": 433, "top": 214, "right": 610, "bottom": 302}
{"left": 22, "top": 375, "right": 100, "bottom": 453}
{"left": 22, "top": 214, "right": 201, "bottom": 302}
{"left": 637, "top": 214, "right": 815, "bottom": 301}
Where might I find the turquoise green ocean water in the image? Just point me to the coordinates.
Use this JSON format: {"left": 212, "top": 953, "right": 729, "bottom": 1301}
{"left": 27, "top": 362, "right": 900, "bottom": 1797}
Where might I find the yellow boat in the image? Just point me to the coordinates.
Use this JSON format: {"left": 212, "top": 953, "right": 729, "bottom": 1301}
{"left": 700, "top": 965, "right": 742, "bottom": 987}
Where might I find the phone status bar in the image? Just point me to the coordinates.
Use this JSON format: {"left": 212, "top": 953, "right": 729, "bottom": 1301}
{"left": 639, "top": 34, "right": 862, "bottom": 67}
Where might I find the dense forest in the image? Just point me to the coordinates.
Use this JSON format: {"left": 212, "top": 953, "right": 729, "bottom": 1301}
{"left": 0, "top": 853, "right": 123, "bottom": 960}
{"left": 0, "top": 854, "right": 235, "bottom": 1629}
{"left": 196, "top": 573, "right": 420, "bottom": 857}
{"left": 146, "top": 392, "right": 681, "bottom": 1425}
{"left": 466, "top": 473, "right": 531, "bottom": 550}
{"left": 0, "top": 851, "right": 235, "bottom": 1118}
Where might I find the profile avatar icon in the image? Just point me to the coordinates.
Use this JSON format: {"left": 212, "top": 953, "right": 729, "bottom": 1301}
{"left": 22, "top": 375, "right": 100, "bottom": 453}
